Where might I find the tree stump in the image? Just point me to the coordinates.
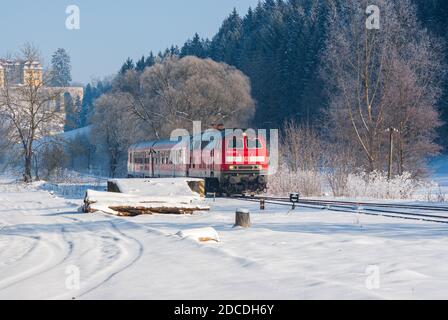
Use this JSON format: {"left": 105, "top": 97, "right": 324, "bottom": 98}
{"left": 235, "top": 208, "right": 251, "bottom": 228}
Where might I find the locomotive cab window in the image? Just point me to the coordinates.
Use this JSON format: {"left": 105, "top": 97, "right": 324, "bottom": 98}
{"left": 247, "top": 138, "right": 263, "bottom": 149}
{"left": 227, "top": 137, "right": 244, "bottom": 149}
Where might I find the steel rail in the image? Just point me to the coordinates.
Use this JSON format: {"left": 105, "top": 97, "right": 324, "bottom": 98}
{"left": 230, "top": 195, "right": 448, "bottom": 225}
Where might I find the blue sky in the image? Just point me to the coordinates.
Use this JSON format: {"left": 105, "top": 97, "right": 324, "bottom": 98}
{"left": 1, "top": 0, "right": 259, "bottom": 84}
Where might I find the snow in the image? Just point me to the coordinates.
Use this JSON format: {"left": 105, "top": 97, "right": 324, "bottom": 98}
{"left": 176, "top": 227, "right": 221, "bottom": 243}
{"left": 1, "top": 174, "right": 448, "bottom": 299}
{"left": 58, "top": 126, "right": 91, "bottom": 141}
{"left": 109, "top": 178, "right": 204, "bottom": 201}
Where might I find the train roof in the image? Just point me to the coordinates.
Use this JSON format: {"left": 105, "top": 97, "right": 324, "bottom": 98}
{"left": 129, "top": 129, "right": 264, "bottom": 152}
{"left": 129, "top": 139, "right": 181, "bottom": 152}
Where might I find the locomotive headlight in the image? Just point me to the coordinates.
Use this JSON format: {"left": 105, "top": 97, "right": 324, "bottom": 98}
{"left": 229, "top": 165, "right": 236, "bottom": 170}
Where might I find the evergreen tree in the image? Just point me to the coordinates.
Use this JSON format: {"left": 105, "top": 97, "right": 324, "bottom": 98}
{"left": 80, "top": 83, "right": 93, "bottom": 127}
{"left": 120, "top": 57, "right": 135, "bottom": 74}
{"left": 169, "top": 45, "right": 180, "bottom": 56}
{"left": 50, "top": 48, "right": 72, "bottom": 87}
{"left": 79, "top": 81, "right": 112, "bottom": 127}
{"left": 145, "top": 52, "right": 156, "bottom": 67}
{"left": 136, "top": 56, "right": 146, "bottom": 72}
{"left": 210, "top": 8, "right": 243, "bottom": 64}
{"left": 181, "top": 33, "right": 209, "bottom": 58}
{"left": 64, "top": 93, "right": 76, "bottom": 132}
{"left": 74, "top": 96, "right": 82, "bottom": 128}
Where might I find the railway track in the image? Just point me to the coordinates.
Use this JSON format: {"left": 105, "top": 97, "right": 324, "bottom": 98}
{"left": 231, "top": 195, "right": 448, "bottom": 225}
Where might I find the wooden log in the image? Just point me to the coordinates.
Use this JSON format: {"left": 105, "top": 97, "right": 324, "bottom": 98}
{"left": 108, "top": 205, "right": 208, "bottom": 216}
{"left": 234, "top": 208, "right": 251, "bottom": 228}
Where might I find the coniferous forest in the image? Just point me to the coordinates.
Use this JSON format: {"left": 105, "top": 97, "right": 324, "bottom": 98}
{"left": 110, "top": 0, "right": 448, "bottom": 146}
{"left": 64, "top": 0, "right": 448, "bottom": 178}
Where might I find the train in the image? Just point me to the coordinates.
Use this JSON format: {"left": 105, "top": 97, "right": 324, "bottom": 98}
{"left": 127, "top": 128, "right": 269, "bottom": 195}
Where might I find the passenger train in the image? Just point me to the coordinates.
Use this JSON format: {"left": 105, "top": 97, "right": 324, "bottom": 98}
{"left": 127, "top": 129, "right": 269, "bottom": 195}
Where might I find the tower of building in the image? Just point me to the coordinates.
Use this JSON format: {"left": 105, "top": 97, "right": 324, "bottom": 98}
{"left": 23, "top": 61, "right": 43, "bottom": 86}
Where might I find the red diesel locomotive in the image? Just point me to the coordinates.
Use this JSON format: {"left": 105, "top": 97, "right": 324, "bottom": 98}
{"left": 127, "top": 129, "right": 269, "bottom": 194}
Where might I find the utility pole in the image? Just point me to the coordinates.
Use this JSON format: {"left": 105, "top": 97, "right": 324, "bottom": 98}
{"left": 386, "top": 127, "right": 399, "bottom": 180}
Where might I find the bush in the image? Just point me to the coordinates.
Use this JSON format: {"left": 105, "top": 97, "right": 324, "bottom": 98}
{"left": 267, "top": 167, "right": 443, "bottom": 201}
{"left": 343, "top": 171, "right": 424, "bottom": 200}
{"left": 267, "top": 166, "right": 324, "bottom": 197}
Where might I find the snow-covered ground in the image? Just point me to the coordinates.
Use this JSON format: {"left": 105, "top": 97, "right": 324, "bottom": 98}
{"left": 1, "top": 176, "right": 448, "bottom": 300}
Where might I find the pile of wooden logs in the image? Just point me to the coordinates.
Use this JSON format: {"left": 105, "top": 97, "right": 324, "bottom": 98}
{"left": 82, "top": 189, "right": 209, "bottom": 217}
{"left": 107, "top": 205, "right": 208, "bottom": 217}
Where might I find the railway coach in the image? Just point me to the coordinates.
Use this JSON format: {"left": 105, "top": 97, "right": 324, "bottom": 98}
{"left": 127, "top": 129, "right": 269, "bottom": 195}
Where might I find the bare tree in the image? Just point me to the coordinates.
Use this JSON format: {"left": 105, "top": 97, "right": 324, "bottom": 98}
{"left": 33, "top": 136, "right": 68, "bottom": 180}
{"left": 0, "top": 44, "right": 65, "bottom": 182}
{"left": 382, "top": 51, "right": 443, "bottom": 176}
{"left": 118, "top": 55, "right": 255, "bottom": 138}
{"left": 281, "top": 120, "right": 324, "bottom": 172}
{"left": 90, "top": 93, "right": 143, "bottom": 177}
{"left": 0, "top": 115, "right": 14, "bottom": 161}
{"left": 323, "top": 142, "right": 358, "bottom": 197}
{"left": 322, "top": 0, "right": 444, "bottom": 175}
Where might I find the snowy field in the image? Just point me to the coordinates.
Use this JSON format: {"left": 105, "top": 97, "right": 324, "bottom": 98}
{"left": 1, "top": 176, "right": 448, "bottom": 300}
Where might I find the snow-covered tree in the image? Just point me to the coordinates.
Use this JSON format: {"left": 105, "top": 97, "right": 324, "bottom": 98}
{"left": 0, "top": 44, "right": 66, "bottom": 182}
{"left": 50, "top": 48, "right": 72, "bottom": 87}
{"left": 90, "top": 93, "right": 143, "bottom": 177}
{"left": 321, "top": 0, "right": 444, "bottom": 176}
{"left": 118, "top": 55, "right": 255, "bottom": 138}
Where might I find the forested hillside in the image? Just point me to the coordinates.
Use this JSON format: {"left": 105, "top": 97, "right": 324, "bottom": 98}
{"left": 122, "top": 0, "right": 331, "bottom": 128}
{"left": 114, "top": 0, "right": 448, "bottom": 145}
{"left": 62, "top": 0, "right": 448, "bottom": 177}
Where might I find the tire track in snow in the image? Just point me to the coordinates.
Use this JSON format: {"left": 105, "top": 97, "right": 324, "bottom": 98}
{"left": 78, "top": 220, "right": 144, "bottom": 297}
{"left": 0, "top": 219, "right": 74, "bottom": 292}
{"left": 0, "top": 235, "right": 59, "bottom": 291}
{"left": 51, "top": 219, "right": 143, "bottom": 299}
{"left": 95, "top": 212, "right": 384, "bottom": 299}
{"left": 0, "top": 235, "right": 40, "bottom": 267}
{"left": 60, "top": 226, "right": 75, "bottom": 264}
